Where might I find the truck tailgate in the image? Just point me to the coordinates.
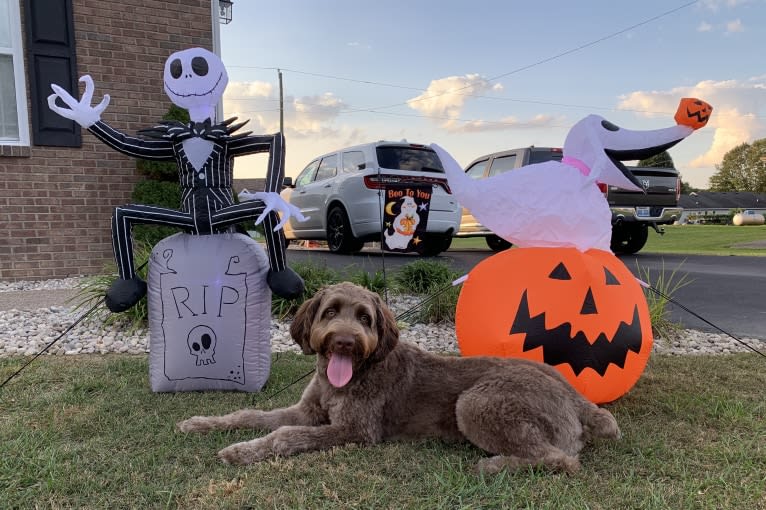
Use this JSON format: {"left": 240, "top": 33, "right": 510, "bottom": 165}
{"left": 606, "top": 167, "right": 679, "bottom": 208}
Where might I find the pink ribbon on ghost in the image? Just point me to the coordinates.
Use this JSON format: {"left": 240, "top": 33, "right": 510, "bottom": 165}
{"left": 562, "top": 156, "right": 591, "bottom": 176}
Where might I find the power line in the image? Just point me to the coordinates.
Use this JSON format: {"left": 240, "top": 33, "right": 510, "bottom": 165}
{"left": 342, "top": 1, "right": 701, "bottom": 114}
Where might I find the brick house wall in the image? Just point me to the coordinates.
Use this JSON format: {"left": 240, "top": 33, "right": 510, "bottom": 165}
{"left": 0, "top": 0, "right": 213, "bottom": 281}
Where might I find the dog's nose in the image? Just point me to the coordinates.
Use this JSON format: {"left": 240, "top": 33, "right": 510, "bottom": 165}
{"left": 332, "top": 334, "right": 355, "bottom": 354}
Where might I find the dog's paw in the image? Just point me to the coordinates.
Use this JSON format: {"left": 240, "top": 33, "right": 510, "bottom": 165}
{"left": 176, "top": 416, "right": 216, "bottom": 433}
{"left": 218, "top": 438, "right": 270, "bottom": 465}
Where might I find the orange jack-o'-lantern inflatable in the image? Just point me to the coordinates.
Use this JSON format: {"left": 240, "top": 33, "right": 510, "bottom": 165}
{"left": 675, "top": 98, "right": 713, "bottom": 130}
{"left": 456, "top": 247, "right": 653, "bottom": 404}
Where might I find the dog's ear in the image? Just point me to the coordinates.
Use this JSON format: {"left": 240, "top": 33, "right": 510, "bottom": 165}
{"left": 289, "top": 288, "right": 325, "bottom": 355}
{"left": 369, "top": 292, "right": 399, "bottom": 363}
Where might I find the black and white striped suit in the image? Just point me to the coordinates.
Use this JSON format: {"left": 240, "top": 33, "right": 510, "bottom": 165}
{"left": 88, "top": 120, "right": 287, "bottom": 282}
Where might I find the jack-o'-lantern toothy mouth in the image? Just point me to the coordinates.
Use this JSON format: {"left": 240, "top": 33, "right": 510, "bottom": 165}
{"left": 509, "top": 290, "right": 643, "bottom": 376}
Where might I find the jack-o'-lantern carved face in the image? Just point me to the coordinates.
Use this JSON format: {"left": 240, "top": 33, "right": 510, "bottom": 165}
{"left": 163, "top": 47, "right": 228, "bottom": 119}
{"left": 675, "top": 98, "right": 713, "bottom": 130}
{"left": 456, "top": 248, "right": 653, "bottom": 404}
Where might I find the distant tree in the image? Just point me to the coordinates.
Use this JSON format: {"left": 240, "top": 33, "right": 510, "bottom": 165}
{"left": 680, "top": 180, "right": 698, "bottom": 194}
{"left": 709, "top": 139, "right": 766, "bottom": 193}
{"left": 639, "top": 150, "right": 675, "bottom": 169}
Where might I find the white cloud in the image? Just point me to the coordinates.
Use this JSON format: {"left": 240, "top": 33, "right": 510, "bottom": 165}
{"left": 223, "top": 81, "right": 350, "bottom": 139}
{"left": 406, "top": 74, "right": 505, "bottom": 130}
{"left": 223, "top": 81, "right": 369, "bottom": 178}
{"left": 697, "top": 21, "right": 713, "bottom": 32}
{"left": 701, "top": 0, "right": 749, "bottom": 10}
{"left": 617, "top": 78, "right": 766, "bottom": 183}
{"left": 726, "top": 18, "right": 745, "bottom": 32}
{"left": 347, "top": 41, "right": 372, "bottom": 50}
{"left": 458, "top": 114, "right": 564, "bottom": 133}
{"left": 224, "top": 81, "right": 273, "bottom": 99}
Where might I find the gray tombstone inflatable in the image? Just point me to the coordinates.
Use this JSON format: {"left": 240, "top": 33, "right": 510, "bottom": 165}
{"left": 147, "top": 233, "right": 272, "bottom": 392}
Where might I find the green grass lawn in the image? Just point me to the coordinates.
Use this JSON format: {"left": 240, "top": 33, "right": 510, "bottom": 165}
{"left": 643, "top": 225, "right": 766, "bottom": 256}
{"left": 1, "top": 353, "right": 764, "bottom": 509}
{"left": 452, "top": 225, "right": 766, "bottom": 256}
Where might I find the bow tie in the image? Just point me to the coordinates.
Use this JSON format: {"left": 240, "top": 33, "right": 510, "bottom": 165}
{"left": 139, "top": 117, "right": 251, "bottom": 141}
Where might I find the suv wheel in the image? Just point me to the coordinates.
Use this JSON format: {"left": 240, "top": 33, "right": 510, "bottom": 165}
{"left": 419, "top": 234, "right": 452, "bottom": 257}
{"left": 486, "top": 235, "right": 512, "bottom": 252}
{"left": 327, "top": 206, "right": 364, "bottom": 254}
{"left": 610, "top": 224, "right": 649, "bottom": 254}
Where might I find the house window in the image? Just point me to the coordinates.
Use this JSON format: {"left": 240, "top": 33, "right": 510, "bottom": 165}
{"left": 0, "top": 0, "right": 30, "bottom": 145}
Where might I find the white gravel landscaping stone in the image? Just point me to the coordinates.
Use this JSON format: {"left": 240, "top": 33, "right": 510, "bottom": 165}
{"left": 0, "top": 278, "right": 761, "bottom": 358}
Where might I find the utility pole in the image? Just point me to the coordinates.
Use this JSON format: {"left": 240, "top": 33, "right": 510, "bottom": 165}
{"left": 278, "top": 69, "right": 284, "bottom": 134}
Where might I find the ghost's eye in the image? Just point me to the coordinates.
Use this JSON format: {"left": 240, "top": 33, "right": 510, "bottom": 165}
{"left": 601, "top": 120, "right": 620, "bottom": 131}
{"left": 170, "top": 59, "right": 182, "bottom": 79}
{"left": 191, "top": 57, "right": 209, "bottom": 77}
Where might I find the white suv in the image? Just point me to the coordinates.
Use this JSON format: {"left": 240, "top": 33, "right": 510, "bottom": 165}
{"left": 281, "top": 141, "right": 461, "bottom": 255}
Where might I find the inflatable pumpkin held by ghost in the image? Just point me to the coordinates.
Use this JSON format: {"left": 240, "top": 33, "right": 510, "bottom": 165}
{"left": 434, "top": 98, "right": 712, "bottom": 403}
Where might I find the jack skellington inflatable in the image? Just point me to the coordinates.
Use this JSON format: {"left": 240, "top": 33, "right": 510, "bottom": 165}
{"left": 48, "top": 48, "right": 306, "bottom": 312}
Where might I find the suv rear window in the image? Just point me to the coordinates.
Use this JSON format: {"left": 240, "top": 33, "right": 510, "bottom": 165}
{"left": 528, "top": 149, "right": 563, "bottom": 165}
{"left": 376, "top": 146, "right": 444, "bottom": 172}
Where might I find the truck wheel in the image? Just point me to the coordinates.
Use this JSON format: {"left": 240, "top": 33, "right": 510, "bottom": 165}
{"left": 611, "top": 224, "right": 649, "bottom": 254}
{"left": 327, "top": 206, "right": 364, "bottom": 254}
{"left": 486, "top": 235, "right": 512, "bottom": 252}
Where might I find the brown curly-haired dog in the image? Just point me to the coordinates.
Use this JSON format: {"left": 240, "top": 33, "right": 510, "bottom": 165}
{"left": 177, "top": 282, "right": 620, "bottom": 473}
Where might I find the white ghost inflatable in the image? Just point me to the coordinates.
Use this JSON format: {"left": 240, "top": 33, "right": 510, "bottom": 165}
{"left": 433, "top": 98, "right": 712, "bottom": 252}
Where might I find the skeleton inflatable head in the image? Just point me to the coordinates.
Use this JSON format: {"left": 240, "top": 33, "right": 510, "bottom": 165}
{"left": 163, "top": 47, "right": 228, "bottom": 122}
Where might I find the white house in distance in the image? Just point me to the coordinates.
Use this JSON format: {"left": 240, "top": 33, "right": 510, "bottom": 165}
{"left": 678, "top": 191, "right": 766, "bottom": 224}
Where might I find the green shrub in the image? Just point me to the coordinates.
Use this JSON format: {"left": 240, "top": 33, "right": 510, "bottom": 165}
{"left": 415, "top": 283, "right": 461, "bottom": 324}
{"left": 349, "top": 269, "right": 389, "bottom": 296}
{"left": 393, "top": 260, "right": 463, "bottom": 324}
{"left": 271, "top": 262, "right": 341, "bottom": 319}
{"left": 394, "top": 259, "right": 461, "bottom": 295}
{"left": 130, "top": 180, "right": 184, "bottom": 248}
{"left": 68, "top": 242, "right": 153, "bottom": 331}
{"left": 638, "top": 260, "right": 692, "bottom": 341}
{"left": 135, "top": 104, "right": 189, "bottom": 181}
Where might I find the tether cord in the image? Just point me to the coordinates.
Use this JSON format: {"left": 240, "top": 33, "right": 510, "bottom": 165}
{"left": 647, "top": 285, "right": 765, "bottom": 358}
{"left": 0, "top": 260, "right": 150, "bottom": 390}
{"left": 0, "top": 299, "right": 104, "bottom": 390}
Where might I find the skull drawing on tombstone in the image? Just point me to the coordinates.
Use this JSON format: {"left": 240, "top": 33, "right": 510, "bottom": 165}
{"left": 187, "top": 325, "right": 217, "bottom": 366}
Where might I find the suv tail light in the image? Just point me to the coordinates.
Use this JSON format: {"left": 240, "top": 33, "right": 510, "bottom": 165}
{"left": 597, "top": 182, "right": 608, "bottom": 194}
{"left": 676, "top": 176, "right": 681, "bottom": 202}
{"left": 364, "top": 174, "right": 452, "bottom": 193}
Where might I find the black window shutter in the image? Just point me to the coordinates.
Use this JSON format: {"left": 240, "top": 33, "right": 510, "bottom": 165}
{"left": 24, "top": 0, "right": 81, "bottom": 147}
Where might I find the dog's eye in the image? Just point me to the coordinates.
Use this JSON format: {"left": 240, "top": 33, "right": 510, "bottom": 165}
{"left": 359, "top": 314, "right": 371, "bottom": 326}
{"left": 324, "top": 308, "right": 336, "bottom": 319}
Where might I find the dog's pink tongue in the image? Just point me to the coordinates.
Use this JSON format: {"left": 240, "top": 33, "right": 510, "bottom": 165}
{"left": 327, "top": 353, "right": 353, "bottom": 388}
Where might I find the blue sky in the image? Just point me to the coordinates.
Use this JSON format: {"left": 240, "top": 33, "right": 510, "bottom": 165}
{"left": 219, "top": 0, "right": 766, "bottom": 189}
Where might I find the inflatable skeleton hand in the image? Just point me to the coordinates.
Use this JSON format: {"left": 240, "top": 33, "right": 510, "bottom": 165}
{"left": 238, "top": 190, "right": 309, "bottom": 230}
{"left": 47, "top": 75, "right": 110, "bottom": 128}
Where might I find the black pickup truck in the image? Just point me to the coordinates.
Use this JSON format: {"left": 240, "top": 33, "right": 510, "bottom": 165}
{"left": 455, "top": 146, "right": 681, "bottom": 254}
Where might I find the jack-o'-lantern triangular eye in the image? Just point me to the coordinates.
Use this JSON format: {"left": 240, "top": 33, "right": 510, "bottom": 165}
{"left": 549, "top": 263, "right": 571, "bottom": 280}
{"left": 605, "top": 267, "right": 620, "bottom": 285}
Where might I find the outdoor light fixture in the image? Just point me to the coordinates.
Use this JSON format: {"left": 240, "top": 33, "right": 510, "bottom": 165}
{"left": 218, "top": 0, "right": 233, "bottom": 24}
